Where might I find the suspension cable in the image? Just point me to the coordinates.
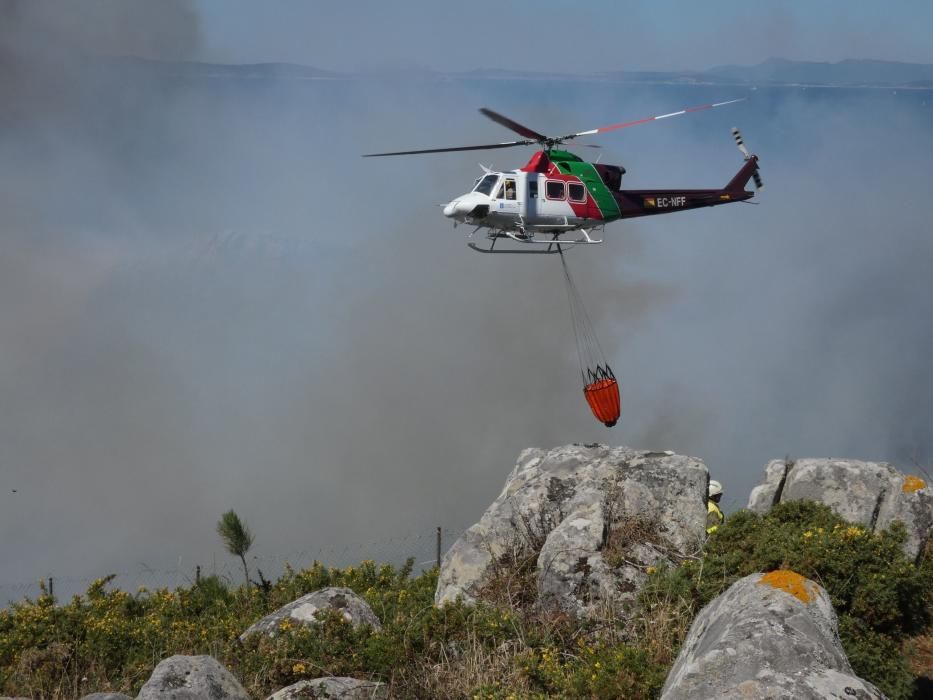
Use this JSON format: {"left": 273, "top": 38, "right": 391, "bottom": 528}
{"left": 558, "top": 248, "right": 607, "bottom": 385}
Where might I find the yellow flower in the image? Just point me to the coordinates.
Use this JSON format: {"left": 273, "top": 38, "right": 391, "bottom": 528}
{"left": 646, "top": 566, "right": 657, "bottom": 574}
{"left": 803, "top": 531, "right": 813, "bottom": 539}
{"left": 292, "top": 662, "right": 306, "bottom": 674}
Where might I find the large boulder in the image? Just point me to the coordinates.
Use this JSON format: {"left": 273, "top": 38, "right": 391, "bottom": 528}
{"left": 240, "top": 587, "right": 381, "bottom": 640}
{"left": 661, "top": 571, "right": 885, "bottom": 699}
{"left": 748, "top": 458, "right": 932, "bottom": 559}
{"left": 267, "top": 677, "right": 387, "bottom": 699}
{"left": 436, "top": 444, "right": 709, "bottom": 616}
{"left": 136, "top": 655, "right": 249, "bottom": 700}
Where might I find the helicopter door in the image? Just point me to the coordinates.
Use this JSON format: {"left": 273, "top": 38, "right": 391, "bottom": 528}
{"left": 524, "top": 173, "right": 538, "bottom": 221}
{"left": 494, "top": 176, "right": 521, "bottom": 218}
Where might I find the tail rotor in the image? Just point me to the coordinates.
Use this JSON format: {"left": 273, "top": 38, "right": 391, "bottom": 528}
{"left": 732, "top": 127, "right": 750, "bottom": 159}
{"left": 732, "top": 127, "right": 763, "bottom": 191}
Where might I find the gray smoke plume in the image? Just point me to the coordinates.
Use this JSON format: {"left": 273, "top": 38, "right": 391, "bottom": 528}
{"left": 0, "top": 1, "right": 212, "bottom": 583}
{"left": 1, "top": 6, "right": 931, "bottom": 596}
{"left": 0, "top": 0, "right": 199, "bottom": 62}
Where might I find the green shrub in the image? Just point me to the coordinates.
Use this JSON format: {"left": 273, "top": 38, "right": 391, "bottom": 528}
{"left": 838, "top": 615, "right": 917, "bottom": 700}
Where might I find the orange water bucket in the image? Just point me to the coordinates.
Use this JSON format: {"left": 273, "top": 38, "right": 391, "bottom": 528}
{"left": 584, "top": 376, "right": 621, "bottom": 427}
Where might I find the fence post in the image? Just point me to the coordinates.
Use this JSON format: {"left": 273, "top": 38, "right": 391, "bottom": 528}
{"left": 48, "top": 577, "right": 54, "bottom": 599}
{"left": 196, "top": 565, "right": 201, "bottom": 586}
{"left": 436, "top": 526, "right": 442, "bottom": 569}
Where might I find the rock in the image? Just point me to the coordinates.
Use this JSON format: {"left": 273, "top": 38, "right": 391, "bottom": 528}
{"left": 240, "top": 587, "right": 381, "bottom": 640}
{"left": 746, "top": 457, "right": 792, "bottom": 512}
{"left": 80, "top": 695, "right": 134, "bottom": 700}
{"left": 267, "top": 677, "right": 387, "bottom": 699}
{"left": 436, "top": 444, "right": 709, "bottom": 616}
{"left": 136, "top": 654, "right": 249, "bottom": 700}
{"left": 748, "top": 458, "right": 932, "bottom": 559}
{"left": 661, "top": 571, "right": 885, "bottom": 699}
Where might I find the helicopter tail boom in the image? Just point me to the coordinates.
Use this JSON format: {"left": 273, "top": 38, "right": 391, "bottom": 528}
{"left": 613, "top": 139, "right": 762, "bottom": 219}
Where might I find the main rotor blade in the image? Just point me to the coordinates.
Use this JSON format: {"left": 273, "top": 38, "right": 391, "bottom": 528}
{"left": 479, "top": 107, "right": 548, "bottom": 142}
{"left": 563, "top": 98, "right": 746, "bottom": 141}
{"left": 362, "top": 140, "right": 533, "bottom": 157}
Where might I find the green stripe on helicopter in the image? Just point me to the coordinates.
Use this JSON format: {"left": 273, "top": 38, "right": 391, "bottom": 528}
{"left": 551, "top": 153, "right": 621, "bottom": 219}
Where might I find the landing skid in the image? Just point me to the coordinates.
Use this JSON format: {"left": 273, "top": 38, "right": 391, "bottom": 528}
{"left": 467, "top": 228, "right": 603, "bottom": 255}
{"left": 468, "top": 242, "right": 562, "bottom": 254}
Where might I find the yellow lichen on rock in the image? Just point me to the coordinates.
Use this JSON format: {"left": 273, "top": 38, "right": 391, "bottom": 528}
{"left": 757, "top": 570, "right": 816, "bottom": 603}
{"left": 902, "top": 475, "right": 926, "bottom": 493}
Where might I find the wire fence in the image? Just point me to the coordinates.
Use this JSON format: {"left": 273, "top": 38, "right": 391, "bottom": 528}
{"left": 0, "top": 523, "right": 470, "bottom": 606}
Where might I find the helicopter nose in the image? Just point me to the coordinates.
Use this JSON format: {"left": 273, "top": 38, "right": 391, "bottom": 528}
{"left": 444, "top": 197, "right": 480, "bottom": 219}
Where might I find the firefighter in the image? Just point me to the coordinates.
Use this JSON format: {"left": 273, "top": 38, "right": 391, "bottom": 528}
{"left": 707, "top": 479, "right": 725, "bottom": 534}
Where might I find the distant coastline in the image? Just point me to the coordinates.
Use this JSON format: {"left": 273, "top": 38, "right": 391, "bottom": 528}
{"left": 96, "top": 56, "right": 933, "bottom": 90}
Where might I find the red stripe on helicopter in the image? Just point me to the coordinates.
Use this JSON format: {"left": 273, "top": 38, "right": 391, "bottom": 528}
{"left": 521, "top": 151, "right": 603, "bottom": 219}
{"left": 521, "top": 150, "right": 550, "bottom": 173}
{"left": 545, "top": 161, "right": 604, "bottom": 220}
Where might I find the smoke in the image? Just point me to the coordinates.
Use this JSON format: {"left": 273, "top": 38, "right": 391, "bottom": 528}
{"left": 0, "top": 1, "right": 211, "bottom": 581}
{"left": 612, "top": 89, "right": 933, "bottom": 505}
{"left": 0, "top": 18, "right": 671, "bottom": 588}
{"left": 1, "top": 10, "right": 931, "bottom": 596}
{"left": 1, "top": 0, "right": 199, "bottom": 124}
{"left": 0, "top": 0, "right": 199, "bottom": 58}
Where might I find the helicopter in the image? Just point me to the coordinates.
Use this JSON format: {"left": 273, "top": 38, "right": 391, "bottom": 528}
{"left": 364, "top": 100, "right": 762, "bottom": 254}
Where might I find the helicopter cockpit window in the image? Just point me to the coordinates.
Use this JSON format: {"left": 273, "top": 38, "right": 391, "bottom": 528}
{"left": 474, "top": 174, "right": 499, "bottom": 196}
{"left": 569, "top": 183, "right": 586, "bottom": 202}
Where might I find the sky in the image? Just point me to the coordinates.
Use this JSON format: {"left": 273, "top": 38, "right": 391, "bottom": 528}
{"left": 1, "top": 0, "right": 932, "bottom": 599}
{"left": 196, "top": 0, "right": 933, "bottom": 72}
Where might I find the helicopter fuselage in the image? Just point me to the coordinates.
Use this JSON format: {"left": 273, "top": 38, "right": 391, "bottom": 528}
{"left": 443, "top": 149, "right": 757, "bottom": 238}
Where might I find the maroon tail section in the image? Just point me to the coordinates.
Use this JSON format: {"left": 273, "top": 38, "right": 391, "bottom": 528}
{"left": 612, "top": 156, "right": 758, "bottom": 220}
{"left": 725, "top": 155, "right": 760, "bottom": 193}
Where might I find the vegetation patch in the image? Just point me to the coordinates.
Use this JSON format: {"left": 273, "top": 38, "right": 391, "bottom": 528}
{"left": 0, "top": 501, "right": 929, "bottom": 699}
{"left": 476, "top": 541, "right": 540, "bottom": 611}
{"left": 602, "top": 515, "right": 665, "bottom": 572}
